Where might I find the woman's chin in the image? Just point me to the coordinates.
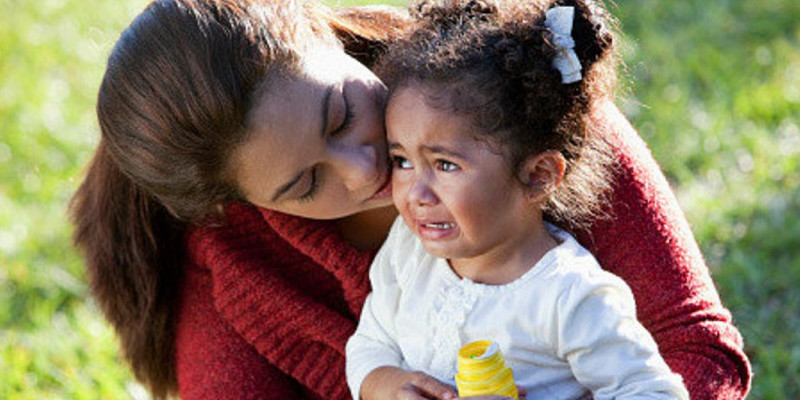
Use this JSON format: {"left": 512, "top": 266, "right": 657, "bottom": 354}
{"left": 368, "top": 176, "right": 393, "bottom": 201}
{"left": 363, "top": 196, "right": 395, "bottom": 210}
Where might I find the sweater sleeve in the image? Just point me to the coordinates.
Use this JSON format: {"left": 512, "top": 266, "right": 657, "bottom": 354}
{"left": 186, "top": 203, "right": 359, "bottom": 400}
{"left": 573, "top": 101, "right": 752, "bottom": 399}
{"left": 345, "top": 217, "right": 408, "bottom": 399}
{"left": 176, "top": 253, "right": 305, "bottom": 400}
{"left": 258, "top": 208, "right": 377, "bottom": 317}
{"left": 556, "top": 270, "right": 689, "bottom": 400}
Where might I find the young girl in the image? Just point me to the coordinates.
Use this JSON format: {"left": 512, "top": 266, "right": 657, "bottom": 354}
{"left": 346, "top": 0, "right": 690, "bottom": 399}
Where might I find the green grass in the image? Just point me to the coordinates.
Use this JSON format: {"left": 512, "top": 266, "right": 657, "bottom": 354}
{"left": 613, "top": 2, "right": 800, "bottom": 398}
{"left": 1, "top": 0, "right": 151, "bottom": 398}
{"left": 1, "top": 0, "right": 798, "bottom": 398}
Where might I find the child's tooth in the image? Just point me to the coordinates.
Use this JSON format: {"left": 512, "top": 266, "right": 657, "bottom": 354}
{"left": 424, "top": 222, "right": 454, "bottom": 229}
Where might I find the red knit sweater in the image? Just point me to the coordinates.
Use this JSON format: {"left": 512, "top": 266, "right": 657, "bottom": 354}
{"left": 175, "top": 102, "right": 751, "bottom": 399}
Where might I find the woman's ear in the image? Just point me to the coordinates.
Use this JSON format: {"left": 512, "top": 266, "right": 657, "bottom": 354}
{"left": 518, "top": 150, "right": 566, "bottom": 202}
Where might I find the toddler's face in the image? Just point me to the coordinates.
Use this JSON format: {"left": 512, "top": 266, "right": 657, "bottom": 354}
{"left": 386, "top": 87, "right": 532, "bottom": 262}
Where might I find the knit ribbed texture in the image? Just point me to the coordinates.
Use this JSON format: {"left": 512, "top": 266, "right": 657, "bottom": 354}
{"left": 175, "top": 101, "right": 751, "bottom": 399}
{"left": 574, "top": 101, "right": 752, "bottom": 399}
{"left": 258, "top": 208, "right": 375, "bottom": 318}
{"left": 182, "top": 203, "right": 365, "bottom": 399}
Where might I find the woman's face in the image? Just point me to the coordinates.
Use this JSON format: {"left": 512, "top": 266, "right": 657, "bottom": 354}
{"left": 231, "top": 47, "right": 394, "bottom": 219}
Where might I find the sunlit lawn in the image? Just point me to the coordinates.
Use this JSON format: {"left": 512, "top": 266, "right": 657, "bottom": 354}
{"left": 1, "top": 0, "right": 798, "bottom": 398}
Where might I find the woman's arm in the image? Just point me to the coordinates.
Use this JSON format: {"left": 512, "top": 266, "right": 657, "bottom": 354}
{"left": 175, "top": 256, "right": 305, "bottom": 399}
{"left": 179, "top": 203, "right": 358, "bottom": 400}
{"left": 573, "top": 100, "right": 752, "bottom": 399}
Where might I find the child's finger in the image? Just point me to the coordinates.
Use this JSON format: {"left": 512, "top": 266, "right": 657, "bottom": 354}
{"left": 402, "top": 371, "right": 458, "bottom": 399}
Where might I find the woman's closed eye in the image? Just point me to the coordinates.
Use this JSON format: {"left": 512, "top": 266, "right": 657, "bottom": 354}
{"left": 297, "top": 166, "right": 321, "bottom": 202}
{"left": 330, "top": 88, "right": 354, "bottom": 137}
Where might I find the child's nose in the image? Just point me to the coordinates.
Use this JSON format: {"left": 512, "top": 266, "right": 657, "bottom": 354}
{"left": 407, "top": 173, "right": 438, "bottom": 207}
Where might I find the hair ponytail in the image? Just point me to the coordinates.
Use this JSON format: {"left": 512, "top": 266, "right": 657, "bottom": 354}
{"left": 555, "top": 0, "right": 618, "bottom": 97}
{"left": 539, "top": 0, "right": 618, "bottom": 230}
{"left": 557, "top": 0, "right": 614, "bottom": 64}
{"left": 495, "top": 0, "right": 618, "bottom": 231}
{"left": 70, "top": 140, "right": 182, "bottom": 398}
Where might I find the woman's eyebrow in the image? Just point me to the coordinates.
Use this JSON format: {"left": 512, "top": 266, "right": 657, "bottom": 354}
{"left": 270, "top": 85, "right": 334, "bottom": 203}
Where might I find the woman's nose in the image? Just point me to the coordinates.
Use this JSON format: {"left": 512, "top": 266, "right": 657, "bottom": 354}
{"left": 329, "top": 144, "right": 380, "bottom": 192}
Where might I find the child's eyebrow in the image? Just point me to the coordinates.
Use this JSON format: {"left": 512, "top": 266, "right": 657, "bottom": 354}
{"left": 388, "top": 142, "right": 468, "bottom": 160}
{"left": 422, "top": 145, "right": 466, "bottom": 160}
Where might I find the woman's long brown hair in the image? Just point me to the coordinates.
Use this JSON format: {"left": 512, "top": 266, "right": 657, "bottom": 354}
{"left": 69, "top": 0, "right": 410, "bottom": 397}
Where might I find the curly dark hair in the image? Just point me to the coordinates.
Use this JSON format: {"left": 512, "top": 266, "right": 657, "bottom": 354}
{"left": 376, "top": 0, "right": 620, "bottom": 230}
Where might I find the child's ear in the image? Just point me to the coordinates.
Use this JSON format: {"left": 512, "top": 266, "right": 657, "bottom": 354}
{"left": 518, "top": 150, "right": 566, "bottom": 202}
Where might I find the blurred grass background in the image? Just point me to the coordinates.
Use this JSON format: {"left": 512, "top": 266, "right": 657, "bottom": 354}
{"left": 0, "top": 0, "right": 797, "bottom": 398}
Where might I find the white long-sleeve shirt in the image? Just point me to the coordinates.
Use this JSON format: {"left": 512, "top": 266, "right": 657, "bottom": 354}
{"left": 346, "top": 218, "right": 688, "bottom": 400}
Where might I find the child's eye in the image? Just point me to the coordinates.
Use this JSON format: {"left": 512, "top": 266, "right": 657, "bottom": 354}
{"left": 391, "top": 155, "right": 413, "bottom": 170}
{"left": 436, "top": 160, "right": 460, "bottom": 172}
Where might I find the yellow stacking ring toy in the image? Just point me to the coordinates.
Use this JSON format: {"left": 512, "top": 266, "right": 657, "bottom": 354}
{"left": 454, "top": 340, "right": 519, "bottom": 399}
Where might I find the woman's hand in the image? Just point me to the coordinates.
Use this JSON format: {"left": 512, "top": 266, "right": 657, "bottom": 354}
{"left": 360, "top": 366, "right": 458, "bottom": 400}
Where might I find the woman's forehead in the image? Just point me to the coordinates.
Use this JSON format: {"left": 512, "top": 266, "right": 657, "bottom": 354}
{"left": 248, "top": 70, "right": 327, "bottom": 131}
{"left": 239, "top": 76, "right": 326, "bottom": 193}
{"left": 301, "top": 46, "right": 360, "bottom": 83}
{"left": 245, "top": 47, "right": 355, "bottom": 125}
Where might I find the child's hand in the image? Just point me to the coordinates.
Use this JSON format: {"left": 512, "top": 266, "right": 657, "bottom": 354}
{"left": 361, "top": 366, "right": 458, "bottom": 399}
{"left": 453, "top": 384, "right": 527, "bottom": 400}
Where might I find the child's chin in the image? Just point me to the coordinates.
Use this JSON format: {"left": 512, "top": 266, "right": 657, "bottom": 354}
{"left": 421, "top": 243, "right": 459, "bottom": 260}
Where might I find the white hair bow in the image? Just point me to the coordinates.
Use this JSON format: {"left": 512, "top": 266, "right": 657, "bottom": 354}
{"left": 545, "top": 6, "right": 582, "bottom": 84}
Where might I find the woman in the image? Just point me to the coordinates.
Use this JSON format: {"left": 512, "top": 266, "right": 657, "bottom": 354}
{"left": 70, "top": 0, "right": 751, "bottom": 399}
